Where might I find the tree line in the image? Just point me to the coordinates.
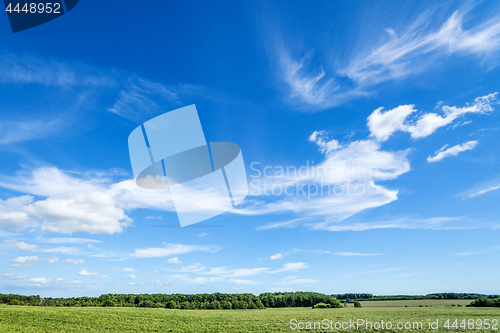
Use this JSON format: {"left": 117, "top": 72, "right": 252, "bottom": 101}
{"left": 336, "top": 293, "right": 499, "bottom": 302}
{"left": 1, "top": 292, "right": 497, "bottom": 309}
{"left": 467, "top": 297, "right": 500, "bottom": 308}
{"left": 1, "top": 292, "right": 340, "bottom": 309}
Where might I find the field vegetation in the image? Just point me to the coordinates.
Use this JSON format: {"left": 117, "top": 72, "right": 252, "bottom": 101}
{"left": 1, "top": 304, "right": 499, "bottom": 332}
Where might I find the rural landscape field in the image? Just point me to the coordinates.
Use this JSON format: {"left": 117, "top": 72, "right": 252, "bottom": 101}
{"left": 1, "top": 303, "right": 499, "bottom": 332}
{"left": 2, "top": 1, "right": 500, "bottom": 333}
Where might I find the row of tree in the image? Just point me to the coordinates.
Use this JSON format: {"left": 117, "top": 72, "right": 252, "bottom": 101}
{"left": 1, "top": 292, "right": 340, "bottom": 309}
{"left": 343, "top": 293, "right": 499, "bottom": 302}
{"left": 467, "top": 297, "right": 500, "bottom": 308}
{"left": 2, "top": 292, "right": 497, "bottom": 309}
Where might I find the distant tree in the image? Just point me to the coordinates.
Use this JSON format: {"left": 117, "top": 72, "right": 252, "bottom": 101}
{"left": 468, "top": 297, "right": 500, "bottom": 308}
{"left": 221, "top": 300, "right": 232, "bottom": 309}
{"left": 165, "top": 300, "right": 178, "bottom": 309}
{"left": 312, "top": 303, "right": 331, "bottom": 309}
{"left": 353, "top": 301, "right": 362, "bottom": 308}
{"left": 9, "top": 299, "right": 22, "bottom": 306}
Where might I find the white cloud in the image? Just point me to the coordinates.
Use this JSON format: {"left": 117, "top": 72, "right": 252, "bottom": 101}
{"left": 181, "top": 263, "right": 205, "bottom": 272}
{"left": 276, "top": 276, "right": 317, "bottom": 285}
{"left": 308, "top": 131, "right": 340, "bottom": 154}
{"left": 343, "top": 10, "right": 500, "bottom": 86}
{"left": 107, "top": 76, "right": 178, "bottom": 122}
{"left": 202, "top": 262, "right": 308, "bottom": 277}
{"left": 42, "top": 237, "right": 103, "bottom": 244}
{"left": 0, "top": 273, "right": 26, "bottom": 280}
{"left": 270, "top": 253, "right": 283, "bottom": 260}
{"left": 121, "top": 267, "right": 134, "bottom": 272}
{"left": 0, "top": 167, "right": 109, "bottom": 197}
{"left": 273, "top": 262, "right": 308, "bottom": 273}
{"left": 10, "top": 256, "right": 40, "bottom": 268}
{"left": 129, "top": 282, "right": 138, "bottom": 286}
{"left": 72, "top": 280, "right": 82, "bottom": 284}
{"left": 311, "top": 217, "right": 482, "bottom": 232}
{"left": 367, "top": 94, "right": 498, "bottom": 142}
{"left": 169, "top": 274, "right": 256, "bottom": 285}
{"left": 227, "top": 279, "right": 259, "bottom": 285}
{"left": 167, "top": 257, "right": 183, "bottom": 264}
{"left": 461, "top": 178, "right": 500, "bottom": 199}
{"left": 132, "top": 243, "right": 220, "bottom": 258}
{"left": 0, "top": 168, "right": 133, "bottom": 234}
{"left": 407, "top": 94, "right": 497, "bottom": 139}
{"left": 29, "top": 277, "right": 50, "bottom": 284}
{"left": 246, "top": 138, "right": 409, "bottom": 223}
{"left": 47, "top": 257, "right": 59, "bottom": 264}
{"left": 170, "top": 274, "right": 209, "bottom": 285}
{"left": 63, "top": 259, "right": 85, "bottom": 265}
{"left": 126, "top": 274, "right": 136, "bottom": 279}
{"left": 276, "top": 8, "right": 500, "bottom": 110}
{"left": 344, "top": 266, "right": 410, "bottom": 277}
{"left": 334, "top": 252, "right": 383, "bottom": 256}
{"left": 27, "top": 277, "right": 64, "bottom": 286}
{"left": 226, "top": 267, "right": 270, "bottom": 278}
{"left": 5, "top": 240, "right": 83, "bottom": 255}
{"left": 77, "top": 270, "right": 108, "bottom": 278}
{"left": 25, "top": 191, "right": 131, "bottom": 234}
{"left": 144, "top": 270, "right": 160, "bottom": 276}
{"left": 12, "top": 241, "right": 39, "bottom": 251}
{"left": 255, "top": 218, "right": 306, "bottom": 230}
{"left": 0, "top": 196, "right": 32, "bottom": 230}
{"left": 368, "top": 105, "right": 416, "bottom": 142}
{"left": 151, "top": 280, "right": 169, "bottom": 286}
{"left": 0, "top": 53, "right": 116, "bottom": 87}
{"left": 427, "top": 141, "right": 478, "bottom": 163}
{"left": 198, "top": 233, "right": 208, "bottom": 237}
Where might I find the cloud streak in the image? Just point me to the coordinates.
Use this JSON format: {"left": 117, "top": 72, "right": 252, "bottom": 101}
{"left": 427, "top": 141, "right": 478, "bottom": 163}
{"left": 275, "top": 8, "right": 500, "bottom": 110}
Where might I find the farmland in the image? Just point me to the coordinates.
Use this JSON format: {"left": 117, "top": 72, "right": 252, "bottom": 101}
{"left": 355, "top": 299, "right": 473, "bottom": 307}
{"left": 1, "top": 303, "right": 499, "bottom": 332}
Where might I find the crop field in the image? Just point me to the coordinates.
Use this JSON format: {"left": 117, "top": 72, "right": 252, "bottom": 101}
{"left": 355, "top": 300, "right": 473, "bottom": 308}
{"left": 1, "top": 304, "right": 499, "bottom": 332}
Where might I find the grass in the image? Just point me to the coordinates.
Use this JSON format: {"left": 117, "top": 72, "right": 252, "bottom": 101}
{"left": 355, "top": 299, "right": 473, "bottom": 307}
{"left": 0, "top": 304, "right": 499, "bottom": 332}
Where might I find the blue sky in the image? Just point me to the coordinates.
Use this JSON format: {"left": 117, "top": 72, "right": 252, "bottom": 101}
{"left": 1, "top": 1, "right": 500, "bottom": 297}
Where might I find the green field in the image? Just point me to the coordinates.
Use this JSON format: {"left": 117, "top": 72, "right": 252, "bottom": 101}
{"left": 354, "top": 300, "right": 473, "bottom": 308}
{"left": 1, "top": 304, "right": 499, "bottom": 332}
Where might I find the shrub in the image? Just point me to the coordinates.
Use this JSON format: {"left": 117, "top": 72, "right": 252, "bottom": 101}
{"left": 312, "top": 303, "right": 331, "bottom": 309}
{"left": 353, "top": 301, "right": 362, "bottom": 308}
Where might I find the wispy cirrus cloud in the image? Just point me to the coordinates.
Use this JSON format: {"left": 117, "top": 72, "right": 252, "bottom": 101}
{"left": 131, "top": 243, "right": 221, "bottom": 258}
{"left": 460, "top": 178, "right": 500, "bottom": 199}
{"left": 311, "top": 217, "right": 479, "bottom": 232}
{"left": 274, "top": 7, "right": 500, "bottom": 110}
{"left": 343, "top": 266, "right": 411, "bottom": 277}
{"left": 427, "top": 141, "right": 478, "bottom": 163}
{"left": 276, "top": 276, "right": 317, "bottom": 285}
{"left": 107, "top": 75, "right": 179, "bottom": 122}
{"left": 334, "top": 252, "right": 383, "bottom": 257}
{"left": 0, "top": 52, "right": 228, "bottom": 147}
